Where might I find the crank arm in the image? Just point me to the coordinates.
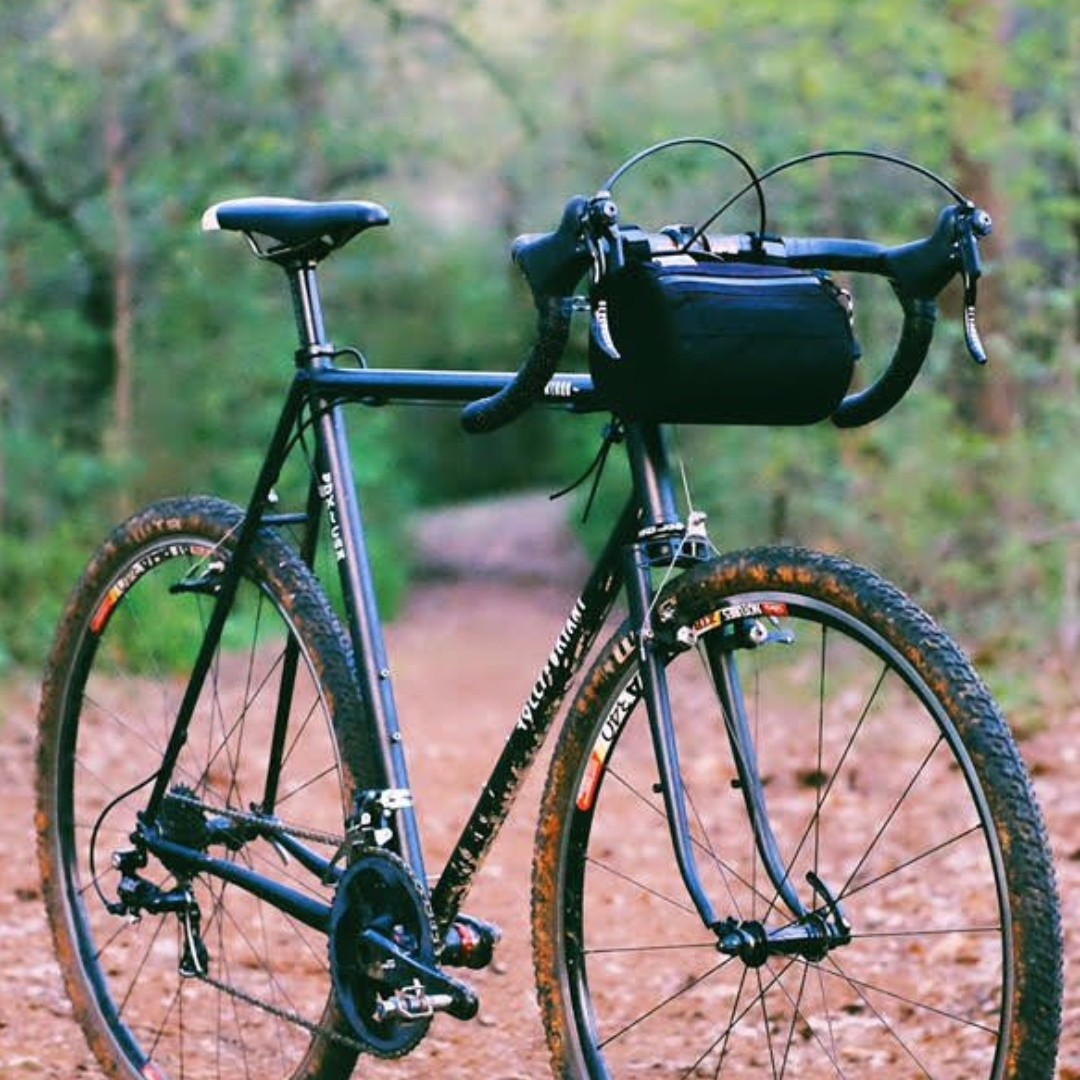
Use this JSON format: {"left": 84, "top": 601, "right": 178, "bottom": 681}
{"left": 359, "top": 928, "right": 479, "bottom": 1021}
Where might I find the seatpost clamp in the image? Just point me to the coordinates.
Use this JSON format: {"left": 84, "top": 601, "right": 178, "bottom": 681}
{"left": 294, "top": 342, "right": 338, "bottom": 369}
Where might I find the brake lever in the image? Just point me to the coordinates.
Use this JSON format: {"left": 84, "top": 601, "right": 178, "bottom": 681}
{"left": 957, "top": 205, "right": 993, "bottom": 365}
{"left": 587, "top": 192, "right": 624, "bottom": 361}
{"left": 587, "top": 191, "right": 622, "bottom": 277}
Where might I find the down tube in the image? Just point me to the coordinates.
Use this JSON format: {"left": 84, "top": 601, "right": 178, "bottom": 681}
{"left": 429, "top": 504, "right": 635, "bottom": 931}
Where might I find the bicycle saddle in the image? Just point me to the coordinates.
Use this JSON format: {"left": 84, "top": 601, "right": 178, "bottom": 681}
{"left": 202, "top": 197, "right": 390, "bottom": 264}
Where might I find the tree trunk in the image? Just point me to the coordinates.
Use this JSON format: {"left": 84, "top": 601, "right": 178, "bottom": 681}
{"left": 106, "top": 87, "right": 134, "bottom": 517}
{"left": 945, "top": 0, "right": 1018, "bottom": 437}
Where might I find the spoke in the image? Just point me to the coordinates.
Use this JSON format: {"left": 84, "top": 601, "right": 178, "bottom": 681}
{"left": 838, "top": 733, "right": 945, "bottom": 903}
{"left": 813, "top": 626, "right": 828, "bottom": 877}
{"left": 778, "top": 960, "right": 812, "bottom": 1079}
{"left": 820, "top": 957, "right": 936, "bottom": 1077}
{"left": 211, "top": 889, "right": 261, "bottom": 1077}
{"left": 276, "top": 760, "right": 339, "bottom": 807}
{"left": 584, "top": 854, "right": 698, "bottom": 917}
{"left": 205, "top": 877, "right": 312, "bottom": 1026}
{"left": 812, "top": 961, "right": 842, "bottom": 1074}
{"left": 281, "top": 692, "right": 326, "bottom": 775}
{"left": 840, "top": 821, "right": 988, "bottom": 903}
{"left": 758, "top": 965, "right": 781, "bottom": 1077}
{"left": 108, "top": 909, "right": 172, "bottom": 1018}
{"left": 79, "top": 695, "right": 171, "bottom": 782}
{"left": 197, "top": 637, "right": 285, "bottom": 803}
{"left": 586, "top": 940, "right": 716, "bottom": 957}
{"left": 213, "top": 868, "right": 324, "bottom": 993}
{"left": 770, "top": 657, "right": 889, "bottom": 922}
{"left": 685, "top": 773, "right": 747, "bottom": 922}
{"left": 764, "top": 958, "right": 851, "bottom": 1078}
{"left": 598, "top": 958, "right": 733, "bottom": 1052}
{"left": 711, "top": 964, "right": 750, "bottom": 1079}
{"left": 130, "top": 924, "right": 185, "bottom": 1061}
{"left": 819, "top": 955, "right": 1000, "bottom": 1037}
{"left": 605, "top": 766, "right": 776, "bottom": 914}
{"left": 851, "top": 923, "right": 1001, "bottom": 940}
{"left": 678, "top": 959, "right": 800, "bottom": 1078}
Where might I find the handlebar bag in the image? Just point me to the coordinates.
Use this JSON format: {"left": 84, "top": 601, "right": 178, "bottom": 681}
{"left": 589, "top": 258, "right": 857, "bottom": 425}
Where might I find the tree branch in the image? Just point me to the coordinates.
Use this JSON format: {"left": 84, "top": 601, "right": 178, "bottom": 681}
{"left": 0, "top": 107, "right": 108, "bottom": 271}
{"left": 369, "top": 0, "right": 540, "bottom": 137}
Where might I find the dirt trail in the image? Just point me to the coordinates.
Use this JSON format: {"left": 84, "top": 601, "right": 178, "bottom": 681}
{"left": 1, "top": 493, "right": 1077, "bottom": 1077}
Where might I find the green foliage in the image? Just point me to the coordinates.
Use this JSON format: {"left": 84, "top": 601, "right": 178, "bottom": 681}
{"left": 0, "top": 512, "right": 110, "bottom": 673}
{"left": 0, "top": 0, "right": 1076, "bottom": 701}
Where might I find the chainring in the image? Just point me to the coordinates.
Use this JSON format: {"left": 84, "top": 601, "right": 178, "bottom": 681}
{"left": 328, "top": 847, "right": 437, "bottom": 1058}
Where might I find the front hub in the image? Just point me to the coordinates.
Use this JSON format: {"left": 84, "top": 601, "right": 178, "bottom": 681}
{"left": 715, "top": 872, "right": 852, "bottom": 967}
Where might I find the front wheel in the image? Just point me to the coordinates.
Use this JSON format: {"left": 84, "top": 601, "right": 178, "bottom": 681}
{"left": 533, "top": 547, "right": 1061, "bottom": 1079}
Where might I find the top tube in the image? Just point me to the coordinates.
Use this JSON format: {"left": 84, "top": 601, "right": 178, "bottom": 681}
{"left": 306, "top": 366, "right": 599, "bottom": 411}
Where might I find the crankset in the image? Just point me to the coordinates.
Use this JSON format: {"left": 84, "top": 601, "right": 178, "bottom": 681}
{"left": 329, "top": 848, "right": 478, "bottom": 1058}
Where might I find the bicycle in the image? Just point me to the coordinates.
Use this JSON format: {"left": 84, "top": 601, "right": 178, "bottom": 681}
{"left": 36, "top": 138, "right": 1062, "bottom": 1079}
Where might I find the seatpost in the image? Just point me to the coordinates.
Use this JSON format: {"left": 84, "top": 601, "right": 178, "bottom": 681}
{"left": 287, "top": 261, "right": 332, "bottom": 361}
{"left": 282, "top": 259, "right": 428, "bottom": 886}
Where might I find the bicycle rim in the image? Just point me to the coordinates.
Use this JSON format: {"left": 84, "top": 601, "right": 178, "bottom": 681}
{"left": 37, "top": 498, "right": 363, "bottom": 1080}
{"left": 535, "top": 549, "right": 1059, "bottom": 1078}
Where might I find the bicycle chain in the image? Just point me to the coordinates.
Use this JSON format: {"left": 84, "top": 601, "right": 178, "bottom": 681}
{"left": 191, "top": 968, "right": 366, "bottom": 1053}
{"left": 168, "top": 790, "right": 345, "bottom": 849}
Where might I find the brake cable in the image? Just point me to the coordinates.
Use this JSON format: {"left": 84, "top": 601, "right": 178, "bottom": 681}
{"left": 549, "top": 419, "right": 625, "bottom": 522}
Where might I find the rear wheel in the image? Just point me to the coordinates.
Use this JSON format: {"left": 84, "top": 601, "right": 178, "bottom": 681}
{"left": 533, "top": 547, "right": 1061, "bottom": 1078}
{"left": 37, "top": 496, "right": 372, "bottom": 1080}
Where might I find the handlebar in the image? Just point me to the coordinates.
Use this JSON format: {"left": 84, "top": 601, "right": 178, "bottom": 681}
{"left": 460, "top": 197, "right": 592, "bottom": 434}
{"left": 461, "top": 192, "right": 991, "bottom": 434}
{"left": 459, "top": 296, "right": 574, "bottom": 433}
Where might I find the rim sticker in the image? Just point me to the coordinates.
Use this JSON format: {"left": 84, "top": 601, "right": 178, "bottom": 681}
{"left": 576, "top": 673, "right": 642, "bottom": 813}
{"left": 90, "top": 541, "right": 216, "bottom": 636}
{"left": 692, "top": 600, "right": 788, "bottom": 638}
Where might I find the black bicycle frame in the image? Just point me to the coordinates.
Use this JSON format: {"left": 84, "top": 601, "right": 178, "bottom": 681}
{"left": 139, "top": 259, "right": 777, "bottom": 944}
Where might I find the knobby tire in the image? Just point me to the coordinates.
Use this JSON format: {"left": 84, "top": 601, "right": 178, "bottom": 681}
{"left": 533, "top": 546, "right": 1061, "bottom": 1079}
{"left": 36, "top": 496, "right": 372, "bottom": 1080}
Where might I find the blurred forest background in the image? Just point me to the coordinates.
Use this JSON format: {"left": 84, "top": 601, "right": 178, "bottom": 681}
{"left": 0, "top": 0, "right": 1076, "bottom": 717}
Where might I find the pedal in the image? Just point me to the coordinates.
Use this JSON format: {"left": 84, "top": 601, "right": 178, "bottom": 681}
{"left": 440, "top": 914, "right": 502, "bottom": 970}
{"left": 374, "top": 980, "right": 454, "bottom": 1024}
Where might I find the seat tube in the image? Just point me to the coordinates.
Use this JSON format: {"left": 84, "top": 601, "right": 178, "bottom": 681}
{"left": 622, "top": 423, "right": 720, "bottom": 930}
{"left": 288, "top": 264, "right": 427, "bottom": 883}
